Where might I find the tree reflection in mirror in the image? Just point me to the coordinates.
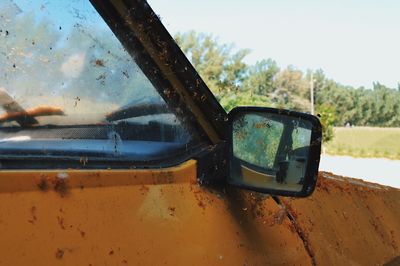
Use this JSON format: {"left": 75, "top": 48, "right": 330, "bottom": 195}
{"left": 230, "top": 112, "right": 313, "bottom": 192}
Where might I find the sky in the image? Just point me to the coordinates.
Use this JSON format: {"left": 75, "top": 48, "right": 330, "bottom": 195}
{"left": 148, "top": 0, "right": 400, "bottom": 89}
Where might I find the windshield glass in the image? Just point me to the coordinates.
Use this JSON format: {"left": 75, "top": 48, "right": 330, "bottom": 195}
{"left": 0, "top": 0, "right": 197, "bottom": 162}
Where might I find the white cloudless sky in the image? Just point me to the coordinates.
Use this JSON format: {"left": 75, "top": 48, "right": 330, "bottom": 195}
{"left": 148, "top": 0, "right": 400, "bottom": 89}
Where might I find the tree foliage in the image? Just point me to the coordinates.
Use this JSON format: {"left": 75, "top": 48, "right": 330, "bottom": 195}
{"left": 174, "top": 31, "right": 250, "bottom": 100}
{"left": 316, "top": 104, "right": 336, "bottom": 142}
{"left": 175, "top": 31, "right": 400, "bottom": 142}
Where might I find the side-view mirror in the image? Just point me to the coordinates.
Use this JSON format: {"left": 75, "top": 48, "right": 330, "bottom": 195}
{"left": 227, "top": 107, "right": 322, "bottom": 197}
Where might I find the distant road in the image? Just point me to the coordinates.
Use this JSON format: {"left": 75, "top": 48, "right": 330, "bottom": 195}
{"left": 319, "top": 155, "right": 400, "bottom": 189}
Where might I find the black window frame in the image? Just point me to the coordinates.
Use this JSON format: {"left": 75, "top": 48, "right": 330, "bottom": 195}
{"left": 89, "top": 0, "right": 228, "bottom": 141}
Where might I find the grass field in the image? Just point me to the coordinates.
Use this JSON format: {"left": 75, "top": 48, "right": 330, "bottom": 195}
{"left": 324, "top": 127, "right": 400, "bottom": 160}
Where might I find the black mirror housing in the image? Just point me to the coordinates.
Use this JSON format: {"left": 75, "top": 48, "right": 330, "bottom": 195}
{"left": 227, "top": 106, "right": 322, "bottom": 197}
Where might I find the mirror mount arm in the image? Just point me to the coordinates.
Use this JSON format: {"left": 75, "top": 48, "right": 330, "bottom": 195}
{"left": 194, "top": 141, "right": 228, "bottom": 185}
{"left": 273, "top": 123, "right": 294, "bottom": 168}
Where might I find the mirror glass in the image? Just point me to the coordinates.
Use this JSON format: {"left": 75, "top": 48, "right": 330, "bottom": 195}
{"left": 230, "top": 112, "right": 313, "bottom": 192}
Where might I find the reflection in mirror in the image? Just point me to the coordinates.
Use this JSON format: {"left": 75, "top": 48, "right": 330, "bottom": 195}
{"left": 230, "top": 112, "right": 313, "bottom": 192}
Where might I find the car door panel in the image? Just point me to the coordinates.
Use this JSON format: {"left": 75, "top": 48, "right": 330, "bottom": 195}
{"left": 0, "top": 160, "right": 311, "bottom": 265}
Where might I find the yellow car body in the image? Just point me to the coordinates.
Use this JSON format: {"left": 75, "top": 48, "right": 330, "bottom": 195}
{"left": 0, "top": 1, "right": 321, "bottom": 265}
{"left": 0, "top": 160, "right": 314, "bottom": 265}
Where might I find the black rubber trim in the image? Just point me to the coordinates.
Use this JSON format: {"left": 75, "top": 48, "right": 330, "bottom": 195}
{"left": 0, "top": 142, "right": 209, "bottom": 170}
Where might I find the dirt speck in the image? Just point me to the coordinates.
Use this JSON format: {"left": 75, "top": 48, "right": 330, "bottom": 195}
{"left": 74, "top": 97, "right": 81, "bottom": 107}
{"left": 122, "top": 70, "right": 129, "bottom": 78}
{"left": 274, "top": 208, "right": 287, "bottom": 225}
{"left": 197, "top": 200, "right": 205, "bottom": 209}
{"left": 53, "top": 177, "right": 69, "bottom": 197}
{"left": 139, "top": 185, "right": 149, "bottom": 195}
{"left": 168, "top": 207, "right": 176, "bottom": 216}
{"left": 55, "top": 248, "right": 64, "bottom": 259}
{"left": 57, "top": 216, "right": 66, "bottom": 230}
{"left": 29, "top": 206, "right": 37, "bottom": 224}
{"left": 109, "top": 250, "right": 114, "bottom": 256}
{"left": 94, "top": 59, "right": 105, "bottom": 67}
{"left": 96, "top": 73, "right": 106, "bottom": 81}
{"left": 79, "top": 156, "right": 88, "bottom": 165}
{"left": 77, "top": 228, "right": 86, "bottom": 238}
{"left": 37, "top": 177, "right": 49, "bottom": 191}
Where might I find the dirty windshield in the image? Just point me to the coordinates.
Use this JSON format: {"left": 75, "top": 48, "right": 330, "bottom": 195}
{"left": 0, "top": 1, "right": 194, "bottom": 160}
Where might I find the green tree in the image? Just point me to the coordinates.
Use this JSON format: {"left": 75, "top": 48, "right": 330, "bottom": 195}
{"left": 316, "top": 104, "right": 336, "bottom": 142}
{"left": 175, "top": 30, "right": 400, "bottom": 131}
{"left": 174, "top": 31, "right": 250, "bottom": 100}
{"left": 272, "top": 66, "right": 310, "bottom": 112}
{"left": 242, "top": 59, "right": 279, "bottom": 96}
